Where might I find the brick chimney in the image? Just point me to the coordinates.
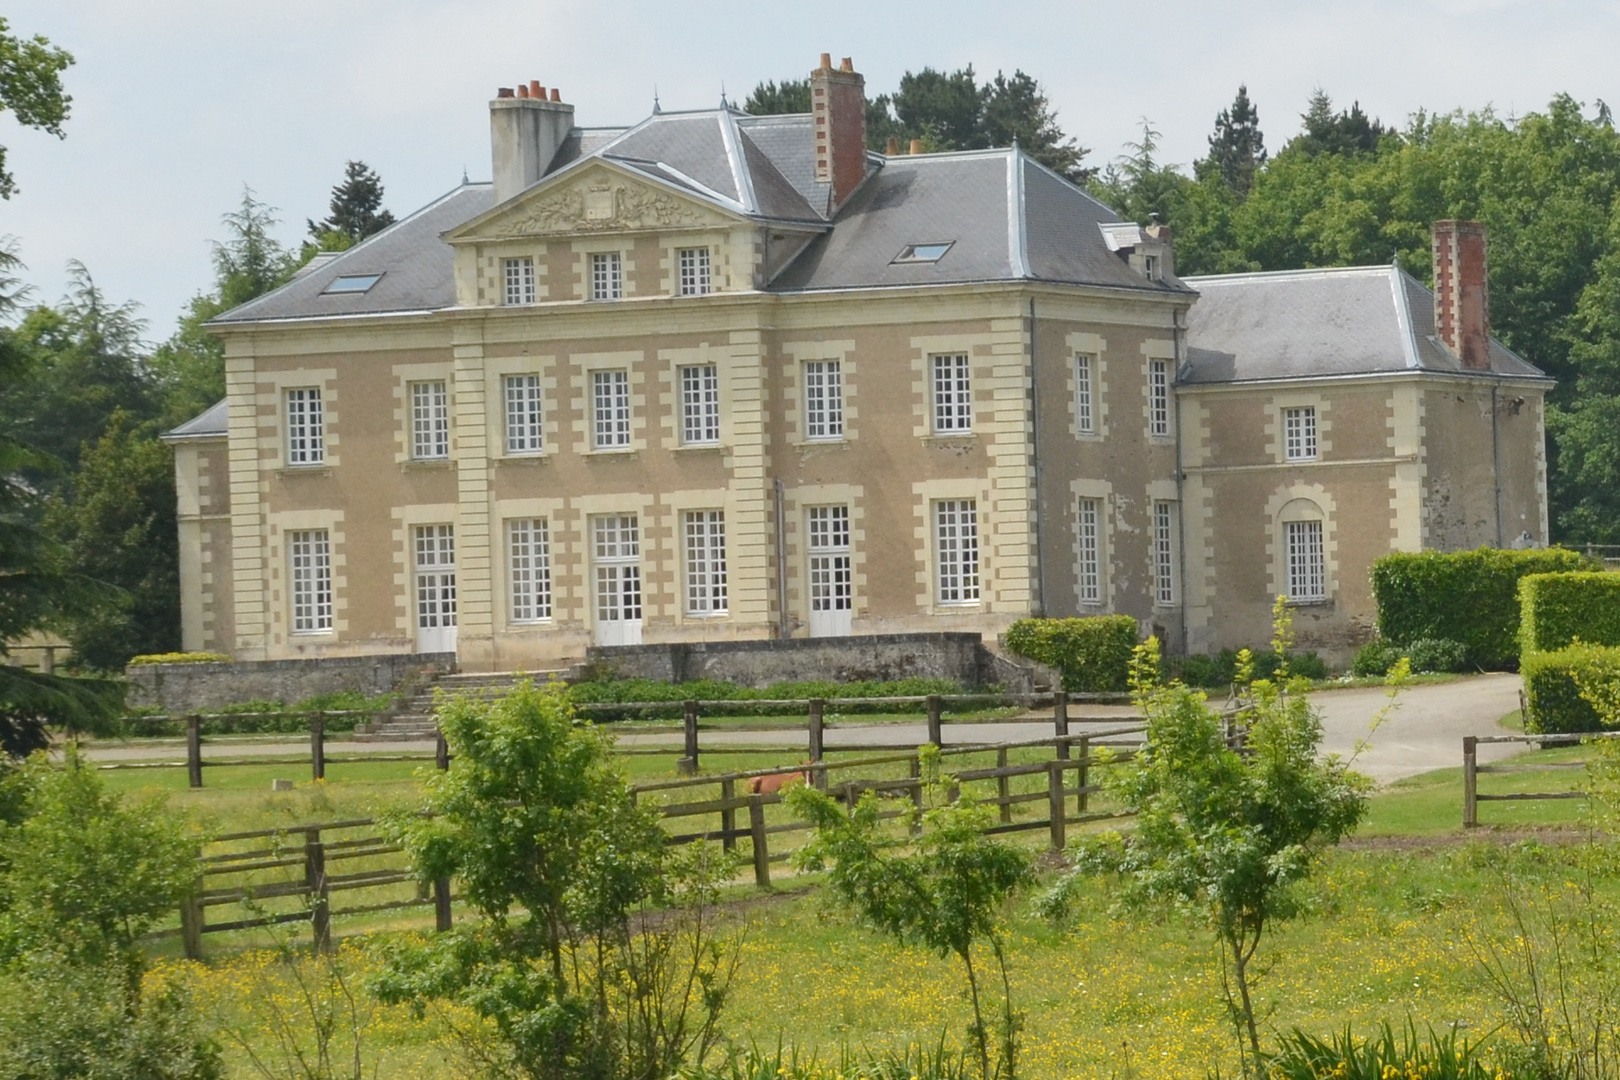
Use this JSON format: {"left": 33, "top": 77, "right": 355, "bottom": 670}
{"left": 1432, "top": 219, "right": 1491, "bottom": 370}
{"left": 810, "top": 53, "right": 867, "bottom": 208}
{"left": 490, "top": 81, "right": 575, "bottom": 204}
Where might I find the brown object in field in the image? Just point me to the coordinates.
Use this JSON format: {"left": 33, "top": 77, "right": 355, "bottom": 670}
{"left": 747, "top": 768, "right": 809, "bottom": 795}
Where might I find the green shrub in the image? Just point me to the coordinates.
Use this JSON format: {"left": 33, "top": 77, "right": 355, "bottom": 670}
{"left": 1167, "top": 647, "right": 1329, "bottom": 688}
{"left": 1263, "top": 1021, "right": 1504, "bottom": 1079}
{"left": 1352, "top": 640, "right": 1401, "bottom": 677}
{"left": 1520, "top": 570, "right": 1620, "bottom": 654}
{"left": 1371, "top": 547, "right": 1589, "bottom": 669}
{"left": 1405, "top": 637, "right": 1470, "bottom": 674}
{"left": 1521, "top": 643, "right": 1620, "bottom": 734}
{"left": 1003, "top": 616, "right": 1138, "bottom": 692}
{"left": 126, "top": 652, "right": 230, "bottom": 666}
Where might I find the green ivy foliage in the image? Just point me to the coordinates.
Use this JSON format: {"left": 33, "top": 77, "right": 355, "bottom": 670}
{"left": 1370, "top": 548, "right": 1589, "bottom": 669}
{"left": 1521, "top": 643, "right": 1620, "bottom": 733}
{"left": 1519, "top": 571, "right": 1620, "bottom": 653}
{"left": 1003, "top": 616, "right": 1139, "bottom": 692}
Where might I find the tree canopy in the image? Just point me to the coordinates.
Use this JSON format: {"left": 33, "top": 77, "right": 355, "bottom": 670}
{"left": 306, "top": 160, "right": 395, "bottom": 251}
{"left": 0, "top": 17, "right": 73, "bottom": 199}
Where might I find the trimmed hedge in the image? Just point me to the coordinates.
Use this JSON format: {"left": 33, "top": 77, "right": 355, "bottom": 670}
{"left": 1521, "top": 643, "right": 1620, "bottom": 734}
{"left": 1003, "top": 616, "right": 1138, "bottom": 693}
{"left": 1520, "top": 571, "right": 1620, "bottom": 654}
{"left": 127, "top": 651, "right": 231, "bottom": 666}
{"left": 1172, "top": 648, "right": 1329, "bottom": 688}
{"left": 1370, "top": 548, "right": 1589, "bottom": 670}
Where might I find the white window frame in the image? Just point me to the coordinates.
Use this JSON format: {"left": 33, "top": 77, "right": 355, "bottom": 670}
{"left": 1284, "top": 406, "right": 1318, "bottom": 462}
{"left": 413, "top": 524, "right": 457, "bottom": 628}
{"left": 935, "top": 499, "right": 980, "bottom": 605}
{"left": 592, "top": 369, "right": 631, "bottom": 450}
{"left": 1075, "top": 354, "right": 1095, "bottom": 435}
{"left": 503, "top": 256, "right": 535, "bottom": 306}
{"left": 1149, "top": 359, "right": 1171, "bottom": 438}
{"left": 508, "top": 518, "right": 552, "bottom": 623}
{"left": 677, "top": 247, "right": 712, "bottom": 296}
{"left": 285, "top": 387, "right": 324, "bottom": 466}
{"left": 410, "top": 381, "right": 450, "bottom": 460}
{"left": 288, "top": 529, "right": 332, "bottom": 634}
{"left": 1285, "top": 519, "right": 1327, "bottom": 602}
{"left": 683, "top": 510, "right": 728, "bottom": 615}
{"left": 1077, "top": 498, "right": 1102, "bottom": 606}
{"left": 803, "top": 360, "right": 844, "bottom": 440}
{"left": 1153, "top": 500, "right": 1177, "bottom": 606}
{"left": 679, "top": 364, "right": 720, "bottom": 446}
{"left": 504, "top": 374, "right": 543, "bottom": 455}
{"left": 590, "top": 252, "right": 623, "bottom": 301}
{"left": 932, "top": 353, "right": 973, "bottom": 434}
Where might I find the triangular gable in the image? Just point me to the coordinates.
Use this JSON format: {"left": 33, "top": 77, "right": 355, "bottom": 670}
{"left": 444, "top": 159, "right": 744, "bottom": 243}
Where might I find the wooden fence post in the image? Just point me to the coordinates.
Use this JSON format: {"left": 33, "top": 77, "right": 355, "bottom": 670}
{"left": 996, "top": 747, "right": 1011, "bottom": 824}
{"left": 185, "top": 715, "right": 203, "bottom": 789}
{"left": 1047, "top": 760, "right": 1067, "bottom": 851}
{"left": 1054, "top": 691, "right": 1070, "bottom": 760}
{"left": 180, "top": 844, "right": 205, "bottom": 960}
{"left": 310, "top": 712, "right": 326, "bottom": 782}
{"left": 305, "top": 827, "right": 330, "bottom": 953}
{"left": 679, "top": 700, "right": 700, "bottom": 775}
{"left": 435, "top": 727, "right": 450, "bottom": 771}
{"left": 908, "top": 753, "right": 923, "bottom": 834}
{"left": 720, "top": 778, "right": 737, "bottom": 853}
{"left": 1463, "top": 736, "right": 1479, "bottom": 829}
{"left": 1077, "top": 735, "right": 1091, "bottom": 814}
{"left": 748, "top": 793, "right": 771, "bottom": 888}
{"left": 433, "top": 877, "right": 452, "bottom": 933}
{"left": 808, "top": 698, "right": 826, "bottom": 789}
{"left": 926, "top": 695, "right": 943, "bottom": 747}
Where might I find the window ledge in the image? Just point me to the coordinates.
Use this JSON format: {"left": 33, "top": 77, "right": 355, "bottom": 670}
{"left": 673, "top": 443, "right": 724, "bottom": 454}
{"left": 402, "top": 459, "right": 454, "bottom": 472}
{"left": 922, "top": 434, "right": 978, "bottom": 447}
{"left": 1284, "top": 597, "right": 1334, "bottom": 609}
{"left": 585, "top": 447, "right": 637, "bottom": 458}
{"left": 276, "top": 465, "right": 333, "bottom": 479}
{"left": 499, "top": 453, "right": 550, "bottom": 465}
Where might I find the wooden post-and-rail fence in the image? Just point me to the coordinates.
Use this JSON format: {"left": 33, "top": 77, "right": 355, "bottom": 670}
{"left": 168, "top": 721, "right": 1143, "bottom": 958}
{"left": 1460, "top": 731, "right": 1620, "bottom": 827}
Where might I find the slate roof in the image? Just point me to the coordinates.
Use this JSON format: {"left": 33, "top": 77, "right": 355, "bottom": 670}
{"left": 1181, "top": 264, "right": 1549, "bottom": 384}
{"left": 161, "top": 398, "right": 228, "bottom": 441}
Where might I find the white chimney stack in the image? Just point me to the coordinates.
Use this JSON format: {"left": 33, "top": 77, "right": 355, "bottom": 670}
{"left": 490, "top": 82, "right": 574, "bottom": 205}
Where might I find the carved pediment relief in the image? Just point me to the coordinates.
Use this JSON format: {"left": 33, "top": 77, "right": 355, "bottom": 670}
{"left": 468, "top": 166, "right": 734, "bottom": 239}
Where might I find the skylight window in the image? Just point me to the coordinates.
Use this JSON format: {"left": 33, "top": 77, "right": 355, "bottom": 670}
{"left": 892, "top": 242, "right": 953, "bottom": 264}
{"left": 323, "top": 273, "right": 383, "bottom": 294}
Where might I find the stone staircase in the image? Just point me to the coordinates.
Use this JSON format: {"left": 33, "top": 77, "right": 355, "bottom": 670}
{"left": 352, "top": 667, "right": 578, "bottom": 742}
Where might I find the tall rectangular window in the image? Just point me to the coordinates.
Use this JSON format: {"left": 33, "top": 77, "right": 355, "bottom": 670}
{"left": 285, "top": 388, "right": 324, "bottom": 466}
{"left": 684, "top": 510, "right": 728, "bottom": 615}
{"left": 592, "top": 370, "right": 631, "bottom": 449}
{"left": 680, "top": 364, "right": 720, "bottom": 445}
{"left": 935, "top": 499, "right": 980, "bottom": 604}
{"left": 1075, "top": 354, "right": 1095, "bottom": 434}
{"left": 1286, "top": 520, "right": 1326, "bottom": 601}
{"left": 1284, "top": 406, "right": 1318, "bottom": 462}
{"left": 677, "top": 248, "right": 712, "bottom": 296}
{"left": 288, "top": 529, "right": 332, "bottom": 633}
{"left": 932, "top": 353, "right": 973, "bottom": 433}
{"left": 590, "top": 252, "right": 623, "bottom": 301}
{"left": 504, "top": 374, "right": 543, "bottom": 454}
{"left": 411, "top": 381, "right": 449, "bottom": 460}
{"left": 508, "top": 518, "right": 552, "bottom": 622}
{"left": 1077, "top": 498, "right": 1102, "bottom": 605}
{"left": 1153, "top": 500, "right": 1177, "bottom": 606}
{"left": 503, "top": 257, "right": 535, "bottom": 305}
{"left": 1149, "top": 359, "right": 1171, "bottom": 437}
{"left": 804, "top": 360, "right": 844, "bottom": 440}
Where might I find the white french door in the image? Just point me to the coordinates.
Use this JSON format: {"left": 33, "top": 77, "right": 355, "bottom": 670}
{"left": 807, "top": 505, "right": 853, "bottom": 638}
{"left": 414, "top": 524, "right": 458, "bottom": 654}
{"left": 592, "top": 515, "right": 643, "bottom": 646}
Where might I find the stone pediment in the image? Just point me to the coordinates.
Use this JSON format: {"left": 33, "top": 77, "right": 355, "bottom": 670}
{"left": 449, "top": 163, "right": 740, "bottom": 242}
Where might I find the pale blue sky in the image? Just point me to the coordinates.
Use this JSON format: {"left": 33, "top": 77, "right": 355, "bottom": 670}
{"left": 4, "top": 0, "right": 1617, "bottom": 333}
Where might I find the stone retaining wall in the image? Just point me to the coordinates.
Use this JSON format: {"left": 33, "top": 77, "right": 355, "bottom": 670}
{"left": 125, "top": 652, "right": 456, "bottom": 713}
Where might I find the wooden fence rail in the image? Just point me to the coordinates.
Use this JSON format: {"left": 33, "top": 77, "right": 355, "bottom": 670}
{"left": 168, "top": 721, "right": 1146, "bottom": 958}
{"left": 1461, "top": 731, "right": 1620, "bottom": 827}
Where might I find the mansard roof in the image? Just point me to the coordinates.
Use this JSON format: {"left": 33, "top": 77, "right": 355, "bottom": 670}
{"left": 209, "top": 104, "right": 1189, "bottom": 327}
{"left": 1181, "top": 264, "right": 1549, "bottom": 385}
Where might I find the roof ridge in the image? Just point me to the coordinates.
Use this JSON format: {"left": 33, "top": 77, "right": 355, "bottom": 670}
{"left": 1184, "top": 264, "right": 1402, "bottom": 284}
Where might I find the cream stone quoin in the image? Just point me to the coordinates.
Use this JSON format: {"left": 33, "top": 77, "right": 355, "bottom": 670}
{"left": 162, "top": 60, "right": 1551, "bottom": 672}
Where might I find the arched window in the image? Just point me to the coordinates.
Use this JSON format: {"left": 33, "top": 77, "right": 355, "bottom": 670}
{"left": 1278, "top": 498, "right": 1327, "bottom": 602}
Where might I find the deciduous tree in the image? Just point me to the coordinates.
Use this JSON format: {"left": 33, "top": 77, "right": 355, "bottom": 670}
{"left": 0, "top": 17, "right": 73, "bottom": 199}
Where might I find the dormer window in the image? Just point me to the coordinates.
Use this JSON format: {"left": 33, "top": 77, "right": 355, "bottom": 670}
{"left": 893, "top": 242, "right": 953, "bottom": 264}
{"left": 323, "top": 273, "right": 383, "bottom": 294}
{"left": 1143, "top": 254, "right": 1161, "bottom": 281}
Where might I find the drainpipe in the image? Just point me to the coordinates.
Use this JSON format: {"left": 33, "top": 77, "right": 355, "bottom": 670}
{"left": 1173, "top": 309, "right": 1189, "bottom": 654}
{"left": 1491, "top": 384, "right": 1504, "bottom": 547}
{"left": 1029, "top": 296, "right": 1046, "bottom": 616}
{"left": 774, "top": 477, "right": 790, "bottom": 638}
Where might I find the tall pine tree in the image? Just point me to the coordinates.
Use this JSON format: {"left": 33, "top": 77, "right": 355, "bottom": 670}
{"left": 1198, "top": 85, "right": 1266, "bottom": 199}
{"left": 306, "top": 160, "right": 395, "bottom": 247}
